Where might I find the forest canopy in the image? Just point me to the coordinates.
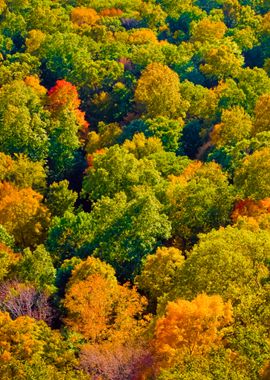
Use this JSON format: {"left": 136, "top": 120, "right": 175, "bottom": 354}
{"left": 1, "top": 0, "right": 270, "bottom": 379}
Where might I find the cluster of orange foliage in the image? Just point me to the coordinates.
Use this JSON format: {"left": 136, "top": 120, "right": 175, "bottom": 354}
{"left": 231, "top": 198, "right": 270, "bottom": 223}
{"left": 154, "top": 294, "right": 233, "bottom": 367}
{"left": 48, "top": 79, "right": 81, "bottom": 111}
{"left": 64, "top": 258, "right": 148, "bottom": 344}
{"left": 100, "top": 8, "right": 123, "bottom": 17}
{"left": 48, "top": 79, "right": 89, "bottom": 134}
{"left": 71, "top": 7, "right": 99, "bottom": 26}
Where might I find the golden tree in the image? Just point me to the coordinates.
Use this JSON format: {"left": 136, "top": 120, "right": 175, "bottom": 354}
{"left": 134, "top": 63, "right": 183, "bottom": 118}
{"left": 154, "top": 294, "right": 233, "bottom": 366}
{"left": 253, "top": 94, "right": 270, "bottom": 134}
{"left": 0, "top": 182, "right": 50, "bottom": 247}
{"left": 64, "top": 273, "right": 148, "bottom": 343}
{"left": 71, "top": 7, "right": 99, "bottom": 26}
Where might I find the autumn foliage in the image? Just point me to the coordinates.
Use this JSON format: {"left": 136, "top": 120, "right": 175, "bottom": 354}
{"left": 48, "top": 80, "right": 81, "bottom": 111}
{"left": 1, "top": 0, "right": 270, "bottom": 378}
{"left": 0, "top": 182, "right": 50, "bottom": 247}
{"left": 100, "top": 8, "right": 123, "bottom": 17}
{"left": 64, "top": 268, "right": 148, "bottom": 343}
{"left": 154, "top": 294, "right": 233, "bottom": 367}
{"left": 231, "top": 198, "right": 270, "bottom": 222}
{"left": 48, "top": 79, "right": 89, "bottom": 131}
{"left": 71, "top": 7, "right": 99, "bottom": 26}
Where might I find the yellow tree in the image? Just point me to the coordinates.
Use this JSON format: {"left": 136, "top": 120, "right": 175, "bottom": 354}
{"left": 71, "top": 7, "right": 99, "bottom": 26}
{"left": 64, "top": 273, "right": 148, "bottom": 344}
{"left": 253, "top": 94, "right": 270, "bottom": 134}
{"left": 134, "top": 63, "right": 184, "bottom": 118}
{"left": 210, "top": 106, "right": 253, "bottom": 147}
{"left": 0, "top": 312, "right": 86, "bottom": 379}
{"left": 0, "top": 182, "right": 50, "bottom": 247}
{"left": 234, "top": 148, "right": 270, "bottom": 200}
{"left": 129, "top": 29, "right": 158, "bottom": 45}
{"left": 154, "top": 294, "right": 233, "bottom": 366}
{"left": 200, "top": 44, "right": 244, "bottom": 81}
{"left": 191, "top": 18, "right": 227, "bottom": 43}
{"left": 0, "top": 243, "right": 18, "bottom": 281}
{"left": 135, "top": 247, "right": 184, "bottom": 303}
{"left": 0, "top": 152, "right": 46, "bottom": 191}
{"left": 123, "top": 133, "right": 164, "bottom": 159}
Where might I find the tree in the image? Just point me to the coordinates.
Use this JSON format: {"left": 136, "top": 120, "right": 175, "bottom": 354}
{"left": 210, "top": 106, "right": 253, "bottom": 147}
{"left": 45, "top": 180, "right": 78, "bottom": 217}
{"left": 253, "top": 94, "right": 270, "bottom": 134}
{"left": 236, "top": 67, "right": 270, "bottom": 113}
{"left": 47, "top": 191, "right": 171, "bottom": 280}
{"left": 156, "top": 348, "right": 253, "bottom": 380}
{"left": 48, "top": 110, "right": 85, "bottom": 182}
{"left": 142, "top": 117, "right": 184, "bottom": 153}
{"left": 231, "top": 198, "right": 270, "bottom": 223}
{"left": 25, "top": 29, "right": 46, "bottom": 53}
{"left": 156, "top": 228, "right": 270, "bottom": 376}
{"left": 0, "top": 311, "right": 87, "bottom": 379}
{"left": 47, "top": 79, "right": 88, "bottom": 138}
{"left": 0, "top": 79, "right": 49, "bottom": 161}
{"left": 180, "top": 81, "right": 219, "bottom": 122}
{"left": 71, "top": 7, "right": 99, "bottom": 26}
{"left": 167, "top": 162, "right": 235, "bottom": 246}
{"left": 0, "top": 281, "right": 53, "bottom": 324}
{"left": 0, "top": 153, "right": 46, "bottom": 192}
{"left": 0, "top": 243, "right": 18, "bottom": 282}
{"left": 0, "top": 225, "right": 14, "bottom": 248}
{"left": 47, "top": 80, "right": 88, "bottom": 181}
{"left": 48, "top": 79, "right": 81, "bottom": 112}
{"left": 0, "top": 182, "right": 50, "bottom": 248}
{"left": 234, "top": 147, "right": 270, "bottom": 200}
{"left": 154, "top": 294, "right": 233, "bottom": 366}
{"left": 129, "top": 29, "right": 158, "bottom": 44}
{"left": 190, "top": 18, "right": 227, "bottom": 43}
{"left": 134, "top": 62, "right": 185, "bottom": 118}
{"left": 82, "top": 144, "right": 162, "bottom": 201}
{"left": 86, "top": 122, "right": 122, "bottom": 154}
{"left": 15, "top": 245, "right": 56, "bottom": 294}
{"left": 135, "top": 247, "right": 184, "bottom": 304}
{"left": 80, "top": 342, "right": 153, "bottom": 380}
{"left": 166, "top": 226, "right": 270, "bottom": 304}
{"left": 200, "top": 44, "right": 244, "bottom": 81}
{"left": 122, "top": 133, "right": 164, "bottom": 159}
{"left": 64, "top": 273, "right": 148, "bottom": 343}
{"left": 67, "top": 256, "right": 116, "bottom": 288}
{"left": 147, "top": 151, "right": 190, "bottom": 178}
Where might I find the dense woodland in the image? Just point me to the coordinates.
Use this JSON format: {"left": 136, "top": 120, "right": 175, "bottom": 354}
{"left": 1, "top": 0, "right": 270, "bottom": 378}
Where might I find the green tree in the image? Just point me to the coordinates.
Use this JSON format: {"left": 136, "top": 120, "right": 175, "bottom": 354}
{"left": 165, "top": 226, "right": 270, "bottom": 305}
{"left": 234, "top": 147, "right": 270, "bottom": 200}
{"left": 143, "top": 117, "right": 184, "bottom": 153}
{"left": 47, "top": 190, "right": 171, "bottom": 280}
{"left": 82, "top": 145, "right": 163, "bottom": 201}
{"left": 45, "top": 180, "right": 78, "bottom": 217}
{"left": 0, "top": 79, "right": 49, "bottom": 161}
{"left": 15, "top": 245, "right": 56, "bottom": 293}
{"left": 167, "top": 162, "right": 235, "bottom": 246}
